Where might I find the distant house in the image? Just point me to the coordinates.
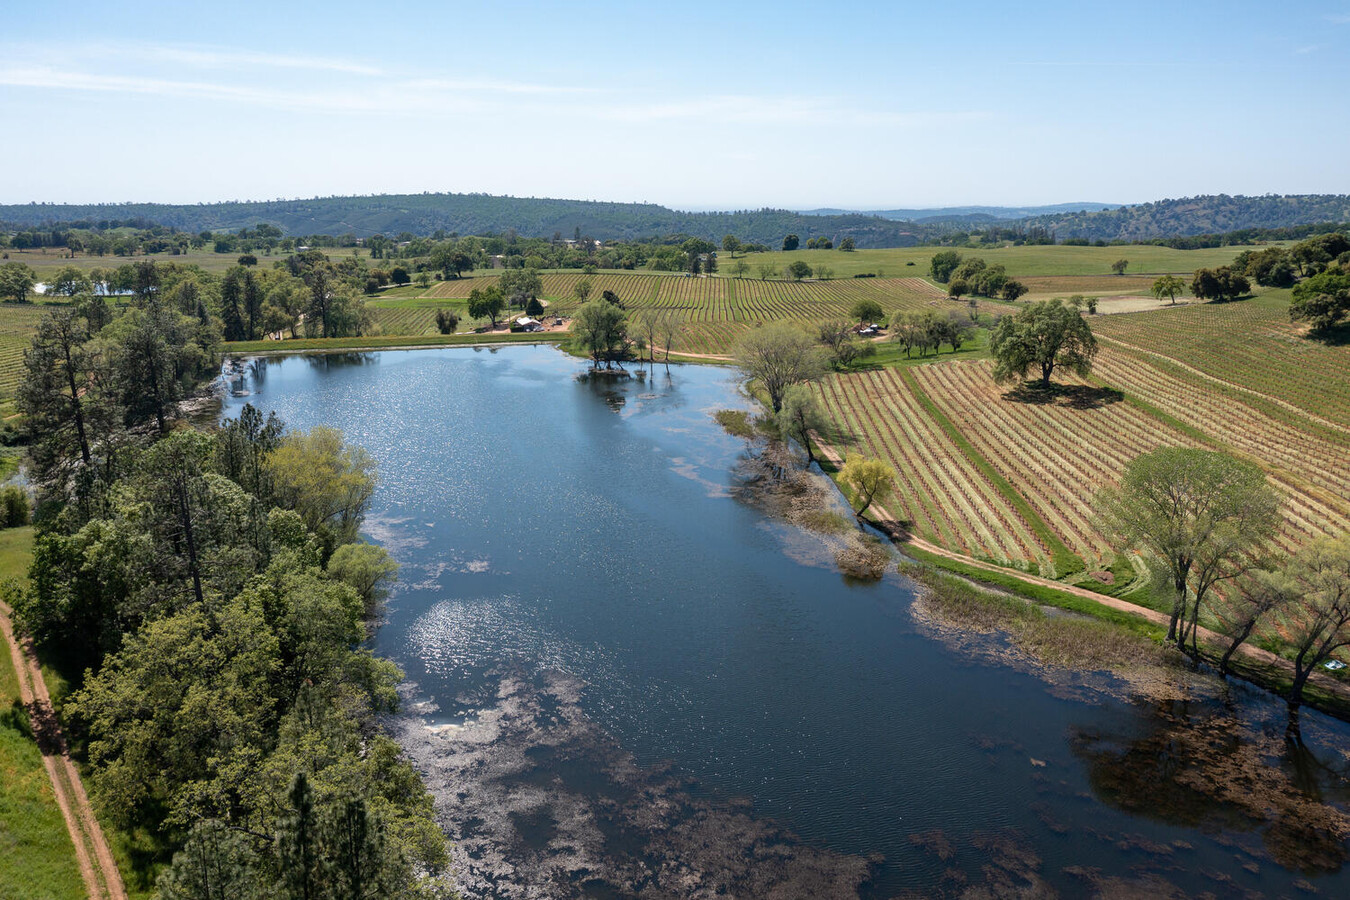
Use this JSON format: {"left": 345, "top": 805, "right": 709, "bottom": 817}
{"left": 514, "top": 316, "right": 544, "bottom": 332}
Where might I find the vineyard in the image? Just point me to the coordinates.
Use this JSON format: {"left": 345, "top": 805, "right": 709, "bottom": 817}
{"left": 1091, "top": 291, "right": 1350, "bottom": 430}
{"left": 1091, "top": 346, "right": 1350, "bottom": 553}
{"left": 812, "top": 368, "right": 1050, "bottom": 573}
{"left": 0, "top": 304, "right": 49, "bottom": 400}
{"left": 909, "top": 360, "right": 1202, "bottom": 570}
{"left": 368, "top": 305, "right": 447, "bottom": 336}
{"left": 403, "top": 273, "right": 971, "bottom": 355}
{"left": 812, "top": 341, "right": 1350, "bottom": 586}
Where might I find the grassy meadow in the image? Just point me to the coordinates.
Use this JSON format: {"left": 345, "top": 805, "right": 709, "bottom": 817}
{"left": 735, "top": 241, "right": 1258, "bottom": 280}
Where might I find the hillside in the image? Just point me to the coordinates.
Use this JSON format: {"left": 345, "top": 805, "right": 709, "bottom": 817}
{"left": 1022, "top": 194, "right": 1350, "bottom": 242}
{"left": 5, "top": 193, "right": 1349, "bottom": 248}
{"left": 801, "top": 202, "right": 1118, "bottom": 221}
{"left": 0, "top": 194, "right": 924, "bottom": 248}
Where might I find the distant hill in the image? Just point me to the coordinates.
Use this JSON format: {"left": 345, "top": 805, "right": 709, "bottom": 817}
{"left": 3, "top": 192, "right": 1348, "bottom": 247}
{"left": 800, "top": 202, "right": 1118, "bottom": 221}
{"left": 0, "top": 194, "right": 923, "bottom": 249}
{"left": 1021, "top": 195, "right": 1350, "bottom": 242}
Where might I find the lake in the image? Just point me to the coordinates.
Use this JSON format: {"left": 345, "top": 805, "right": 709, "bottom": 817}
{"left": 223, "top": 345, "right": 1350, "bottom": 899}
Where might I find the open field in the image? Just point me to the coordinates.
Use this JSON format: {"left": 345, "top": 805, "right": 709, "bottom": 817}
{"left": 1018, "top": 274, "right": 1156, "bottom": 299}
{"left": 737, "top": 242, "right": 1258, "bottom": 280}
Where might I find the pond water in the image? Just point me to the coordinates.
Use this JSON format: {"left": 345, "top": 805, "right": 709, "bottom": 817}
{"left": 223, "top": 346, "right": 1350, "bottom": 899}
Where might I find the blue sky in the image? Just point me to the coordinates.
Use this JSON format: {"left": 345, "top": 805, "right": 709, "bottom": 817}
{"left": 3, "top": 1, "right": 1348, "bottom": 209}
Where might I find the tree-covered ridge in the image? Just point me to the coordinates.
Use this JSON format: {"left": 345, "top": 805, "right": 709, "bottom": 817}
{"left": 1020, "top": 194, "right": 1350, "bottom": 243}
{"left": 5, "top": 192, "right": 1350, "bottom": 248}
{"left": 0, "top": 193, "right": 924, "bottom": 248}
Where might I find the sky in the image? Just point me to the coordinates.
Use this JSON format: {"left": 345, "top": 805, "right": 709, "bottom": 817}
{"left": 2, "top": 0, "right": 1349, "bottom": 211}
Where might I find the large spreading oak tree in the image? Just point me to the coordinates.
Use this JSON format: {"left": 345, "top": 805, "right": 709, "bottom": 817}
{"left": 990, "top": 298, "right": 1098, "bottom": 387}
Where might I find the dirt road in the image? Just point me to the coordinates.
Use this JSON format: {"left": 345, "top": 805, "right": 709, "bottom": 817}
{"left": 0, "top": 599, "right": 126, "bottom": 900}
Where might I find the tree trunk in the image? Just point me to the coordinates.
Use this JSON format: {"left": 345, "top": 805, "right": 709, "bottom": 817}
{"left": 62, "top": 343, "right": 91, "bottom": 464}
{"left": 1289, "top": 665, "right": 1312, "bottom": 710}
{"left": 177, "top": 478, "right": 205, "bottom": 608}
{"left": 146, "top": 350, "right": 166, "bottom": 435}
{"left": 1219, "top": 618, "right": 1258, "bottom": 675}
{"left": 1166, "top": 585, "right": 1186, "bottom": 644}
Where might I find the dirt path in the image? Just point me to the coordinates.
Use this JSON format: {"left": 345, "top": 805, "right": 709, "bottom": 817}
{"left": 0, "top": 599, "right": 126, "bottom": 900}
{"left": 662, "top": 350, "right": 733, "bottom": 362}
{"left": 809, "top": 436, "right": 1350, "bottom": 703}
{"left": 1096, "top": 334, "right": 1350, "bottom": 437}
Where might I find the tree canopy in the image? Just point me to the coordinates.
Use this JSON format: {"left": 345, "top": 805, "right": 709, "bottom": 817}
{"left": 734, "top": 323, "right": 829, "bottom": 412}
{"left": 467, "top": 285, "right": 506, "bottom": 328}
{"left": 1096, "top": 447, "right": 1281, "bottom": 649}
{"left": 849, "top": 298, "right": 884, "bottom": 324}
{"left": 1190, "top": 266, "right": 1250, "bottom": 302}
{"left": 1290, "top": 268, "right": 1350, "bottom": 333}
{"left": 989, "top": 298, "right": 1097, "bottom": 387}
{"left": 1151, "top": 274, "right": 1187, "bottom": 305}
{"left": 571, "top": 299, "right": 630, "bottom": 367}
{"left": 776, "top": 385, "right": 827, "bottom": 464}
{"left": 840, "top": 457, "right": 896, "bottom": 518}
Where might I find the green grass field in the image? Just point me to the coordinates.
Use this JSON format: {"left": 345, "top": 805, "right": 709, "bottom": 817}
{"left": 735, "top": 242, "right": 1256, "bottom": 280}
{"left": 0, "top": 526, "right": 85, "bottom": 900}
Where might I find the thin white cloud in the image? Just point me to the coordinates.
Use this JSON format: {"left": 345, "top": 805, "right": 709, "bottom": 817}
{"left": 0, "top": 59, "right": 986, "bottom": 133}
{"left": 0, "top": 65, "right": 464, "bottom": 114}
{"left": 1327, "top": 13, "right": 1350, "bottom": 24}
{"left": 403, "top": 77, "right": 596, "bottom": 95}
{"left": 142, "top": 45, "right": 384, "bottom": 76}
{"left": 594, "top": 94, "right": 989, "bottom": 129}
{"left": 1295, "top": 44, "right": 1324, "bottom": 54}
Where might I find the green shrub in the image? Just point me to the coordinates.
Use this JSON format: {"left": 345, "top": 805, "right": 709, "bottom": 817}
{"left": 0, "top": 486, "right": 28, "bottom": 528}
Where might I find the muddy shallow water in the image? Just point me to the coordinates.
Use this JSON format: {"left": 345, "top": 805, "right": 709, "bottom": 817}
{"left": 224, "top": 346, "right": 1350, "bottom": 898}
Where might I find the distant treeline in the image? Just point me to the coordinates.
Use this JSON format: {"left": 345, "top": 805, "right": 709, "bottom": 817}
{"left": 0, "top": 193, "right": 924, "bottom": 249}
{"left": 5, "top": 192, "right": 1350, "bottom": 253}
{"left": 0, "top": 223, "right": 758, "bottom": 278}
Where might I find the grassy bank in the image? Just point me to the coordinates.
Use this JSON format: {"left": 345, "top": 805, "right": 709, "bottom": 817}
{"left": 901, "top": 560, "right": 1174, "bottom": 672}
{"left": 223, "top": 331, "right": 566, "bottom": 355}
{"left": 900, "top": 543, "right": 1162, "bottom": 639}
